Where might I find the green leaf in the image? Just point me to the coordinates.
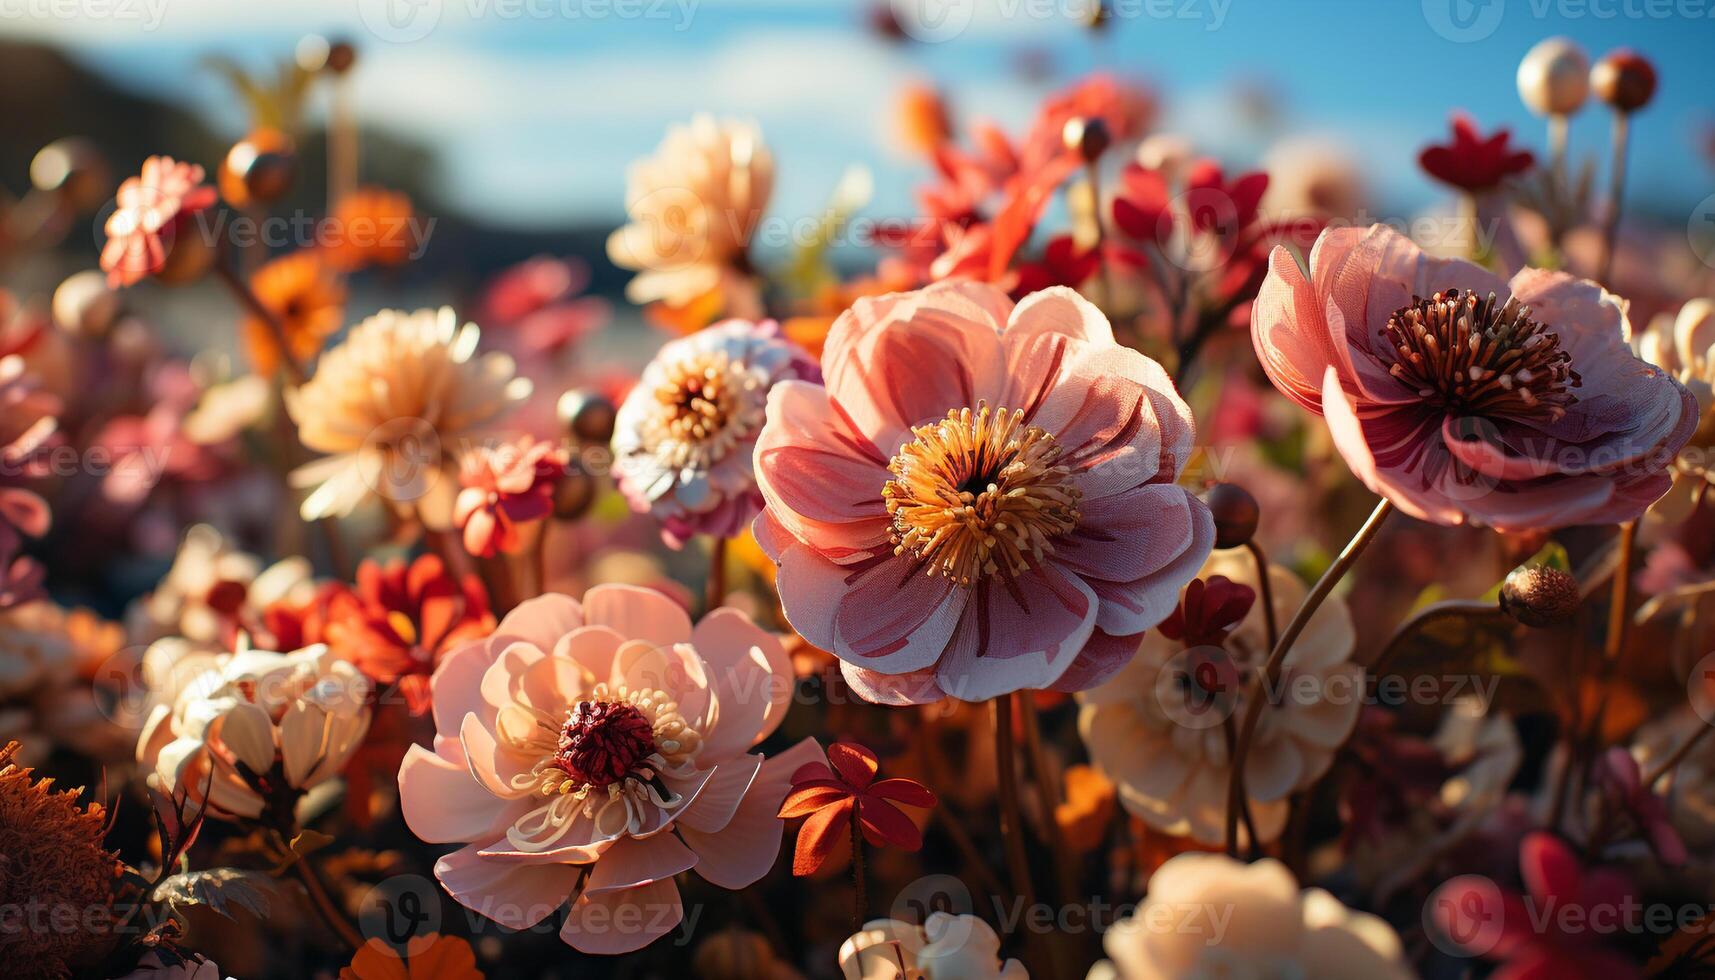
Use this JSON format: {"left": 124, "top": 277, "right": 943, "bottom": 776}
{"left": 154, "top": 868, "right": 279, "bottom": 921}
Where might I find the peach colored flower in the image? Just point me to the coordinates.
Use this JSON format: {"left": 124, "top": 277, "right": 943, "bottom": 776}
{"left": 755, "top": 282, "right": 1213, "bottom": 703}
{"left": 454, "top": 437, "right": 566, "bottom": 557}
{"left": 397, "top": 585, "right": 820, "bottom": 954}
{"left": 612, "top": 320, "right": 817, "bottom": 547}
{"left": 1253, "top": 224, "right": 1696, "bottom": 530}
{"left": 100, "top": 156, "right": 217, "bottom": 287}
{"left": 1077, "top": 549, "right": 1359, "bottom": 846}
{"left": 607, "top": 116, "right": 771, "bottom": 319}
{"left": 1090, "top": 854, "right": 1411, "bottom": 980}
{"left": 286, "top": 308, "right": 531, "bottom": 529}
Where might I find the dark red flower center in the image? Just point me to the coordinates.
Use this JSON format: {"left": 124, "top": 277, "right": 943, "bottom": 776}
{"left": 553, "top": 699, "right": 656, "bottom": 789}
{"left": 1381, "top": 289, "right": 1581, "bottom": 423}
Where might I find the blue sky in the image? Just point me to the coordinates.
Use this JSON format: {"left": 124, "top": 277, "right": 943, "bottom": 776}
{"left": 6, "top": 0, "right": 1713, "bottom": 230}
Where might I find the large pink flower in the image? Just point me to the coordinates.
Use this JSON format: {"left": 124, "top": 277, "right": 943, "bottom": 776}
{"left": 397, "top": 585, "right": 820, "bottom": 954}
{"left": 754, "top": 281, "right": 1213, "bottom": 704}
{"left": 1253, "top": 224, "right": 1696, "bottom": 530}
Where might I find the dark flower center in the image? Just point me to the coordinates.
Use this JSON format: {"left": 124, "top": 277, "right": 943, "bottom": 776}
{"left": 1381, "top": 289, "right": 1581, "bottom": 423}
{"left": 553, "top": 699, "right": 657, "bottom": 789}
{"left": 883, "top": 402, "right": 1082, "bottom": 587}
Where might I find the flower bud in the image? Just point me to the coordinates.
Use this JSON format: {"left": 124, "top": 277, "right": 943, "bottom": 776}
{"left": 1063, "top": 116, "right": 1112, "bottom": 164}
{"left": 1591, "top": 49, "right": 1656, "bottom": 113}
{"left": 30, "top": 138, "right": 110, "bottom": 211}
{"left": 325, "top": 38, "right": 357, "bottom": 74}
{"left": 1517, "top": 37, "right": 1590, "bottom": 117}
{"left": 558, "top": 388, "right": 617, "bottom": 445}
{"left": 1499, "top": 565, "right": 1580, "bottom": 628}
{"left": 553, "top": 468, "right": 598, "bottom": 520}
{"left": 1203, "top": 483, "right": 1259, "bottom": 550}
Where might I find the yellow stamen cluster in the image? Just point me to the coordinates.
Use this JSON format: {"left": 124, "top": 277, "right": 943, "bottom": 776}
{"left": 646, "top": 350, "right": 763, "bottom": 470}
{"left": 884, "top": 402, "right": 1082, "bottom": 587}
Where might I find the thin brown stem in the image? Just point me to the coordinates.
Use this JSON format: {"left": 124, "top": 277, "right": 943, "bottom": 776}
{"left": 1369, "top": 599, "right": 1505, "bottom": 677}
{"left": 1018, "top": 697, "right": 1079, "bottom": 975}
{"left": 706, "top": 535, "right": 729, "bottom": 613}
{"left": 1243, "top": 540, "right": 1278, "bottom": 651}
{"left": 1597, "top": 111, "right": 1631, "bottom": 290}
{"left": 849, "top": 800, "right": 867, "bottom": 932}
{"left": 213, "top": 261, "right": 306, "bottom": 384}
{"left": 285, "top": 847, "right": 363, "bottom": 951}
{"left": 1646, "top": 719, "right": 1715, "bottom": 790}
{"left": 993, "top": 694, "right": 1043, "bottom": 972}
{"left": 1603, "top": 520, "right": 1638, "bottom": 664}
{"left": 1225, "top": 498, "right": 1392, "bottom": 853}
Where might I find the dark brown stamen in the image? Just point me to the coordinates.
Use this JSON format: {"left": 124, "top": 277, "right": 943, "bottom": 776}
{"left": 553, "top": 700, "right": 656, "bottom": 789}
{"left": 1380, "top": 289, "right": 1581, "bottom": 422}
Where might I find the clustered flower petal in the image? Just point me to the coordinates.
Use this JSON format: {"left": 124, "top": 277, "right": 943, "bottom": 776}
{"left": 396, "top": 585, "right": 820, "bottom": 954}
{"left": 613, "top": 319, "right": 817, "bottom": 547}
{"left": 1253, "top": 224, "right": 1696, "bottom": 530}
{"left": 840, "top": 913, "right": 1027, "bottom": 980}
{"left": 1418, "top": 113, "right": 1535, "bottom": 193}
{"left": 454, "top": 437, "right": 567, "bottom": 558}
{"left": 778, "top": 742, "right": 936, "bottom": 875}
{"left": 287, "top": 307, "right": 532, "bottom": 529}
{"left": 100, "top": 156, "right": 218, "bottom": 287}
{"left": 756, "top": 281, "right": 1213, "bottom": 703}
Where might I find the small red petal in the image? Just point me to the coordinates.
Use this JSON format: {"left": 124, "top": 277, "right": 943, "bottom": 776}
{"left": 857, "top": 799, "right": 922, "bottom": 851}
{"left": 827, "top": 743, "right": 880, "bottom": 789}
{"left": 778, "top": 784, "right": 851, "bottom": 819}
{"left": 792, "top": 798, "right": 852, "bottom": 876}
{"left": 866, "top": 778, "right": 937, "bottom": 809}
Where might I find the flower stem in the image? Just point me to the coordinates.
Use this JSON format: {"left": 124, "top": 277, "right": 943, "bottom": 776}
{"left": 1604, "top": 520, "right": 1638, "bottom": 664}
{"left": 1646, "top": 720, "right": 1715, "bottom": 790}
{"left": 213, "top": 259, "right": 306, "bottom": 384}
{"left": 1369, "top": 599, "right": 1506, "bottom": 677}
{"left": 1597, "top": 111, "right": 1631, "bottom": 289}
{"left": 705, "top": 535, "right": 729, "bottom": 613}
{"left": 849, "top": 801, "right": 867, "bottom": 932}
{"left": 992, "top": 694, "right": 1042, "bottom": 967}
{"left": 1243, "top": 540, "right": 1279, "bottom": 651}
{"left": 1018, "top": 697, "right": 1080, "bottom": 974}
{"left": 1225, "top": 498, "right": 1392, "bottom": 855}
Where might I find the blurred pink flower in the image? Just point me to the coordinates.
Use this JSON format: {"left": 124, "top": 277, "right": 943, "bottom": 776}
{"left": 397, "top": 586, "right": 820, "bottom": 954}
{"left": 100, "top": 156, "right": 217, "bottom": 287}
{"left": 1253, "top": 224, "right": 1696, "bottom": 530}
{"left": 1596, "top": 746, "right": 1686, "bottom": 866}
{"left": 612, "top": 320, "right": 818, "bottom": 548}
{"left": 479, "top": 255, "right": 610, "bottom": 356}
{"left": 1432, "top": 832, "right": 1639, "bottom": 980}
{"left": 454, "top": 437, "right": 566, "bottom": 557}
{"left": 755, "top": 282, "right": 1213, "bottom": 703}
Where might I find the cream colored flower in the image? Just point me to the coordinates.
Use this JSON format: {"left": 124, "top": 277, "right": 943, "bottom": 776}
{"left": 125, "top": 524, "right": 313, "bottom": 648}
{"left": 136, "top": 642, "right": 370, "bottom": 820}
{"left": 840, "top": 913, "right": 1028, "bottom": 980}
{"left": 1089, "top": 854, "right": 1411, "bottom": 980}
{"left": 1635, "top": 298, "right": 1715, "bottom": 522}
{"left": 607, "top": 115, "right": 772, "bottom": 316}
{"left": 286, "top": 307, "right": 531, "bottom": 529}
{"left": 1076, "top": 549, "right": 1360, "bottom": 846}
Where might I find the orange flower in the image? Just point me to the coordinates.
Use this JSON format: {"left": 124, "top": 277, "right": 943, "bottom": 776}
{"left": 339, "top": 934, "right": 484, "bottom": 980}
{"left": 1055, "top": 763, "right": 1116, "bottom": 855}
{"left": 895, "top": 82, "right": 953, "bottom": 156}
{"left": 322, "top": 187, "right": 416, "bottom": 272}
{"left": 246, "top": 252, "right": 345, "bottom": 376}
{"left": 100, "top": 155, "right": 217, "bottom": 287}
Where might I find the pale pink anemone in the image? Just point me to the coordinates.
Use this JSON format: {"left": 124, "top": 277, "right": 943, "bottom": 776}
{"left": 754, "top": 281, "right": 1214, "bottom": 704}
{"left": 1253, "top": 224, "right": 1696, "bottom": 530}
{"left": 397, "top": 584, "right": 820, "bottom": 955}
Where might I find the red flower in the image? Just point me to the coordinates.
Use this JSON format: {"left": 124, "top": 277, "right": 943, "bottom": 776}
{"left": 778, "top": 742, "right": 936, "bottom": 876}
{"left": 325, "top": 554, "right": 495, "bottom": 715}
{"left": 1432, "top": 832, "right": 1638, "bottom": 980}
{"left": 1595, "top": 747, "right": 1687, "bottom": 866}
{"left": 100, "top": 156, "right": 217, "bottom": 287}
{"left": 1158, "top": 575, "right": 1255, "bottom": 648}
{"left": 1418, "top": 113, "right": 1535, "bottom": 193}
{"left": 1012, "top": 234, "right": 1101, "bottom": 298}
{"left": 453, "top": 437, "right": 566, "bottom": 558}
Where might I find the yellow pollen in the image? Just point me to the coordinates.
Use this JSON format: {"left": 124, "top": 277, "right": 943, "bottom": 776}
{"left": 883, "top": 402, "right": 1082, "bottom": 587}
{"left": 647, "top": 350, "right": 762, "bottom": 470}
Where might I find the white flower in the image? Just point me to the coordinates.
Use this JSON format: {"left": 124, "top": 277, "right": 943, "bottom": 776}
{"left": 611, "top": 319, "right": 816, "bottom": 547}
{"left": 126, "top": 524, "right": 313, "bottom": 648}
{"left": 136, "top": 642, "right": 370, "bottom": 821}
{"left": 1635, "top": 298, "right": 1715, "bottom": 522}
{"left": 1076, "top": 549, "right": 1360, "bottom": 846}
{"left": 1089, "top": 854, "right": 1411, "bottom": 980}
{"left": 840, "top": 913, "right": 1028, "bottom": 980}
